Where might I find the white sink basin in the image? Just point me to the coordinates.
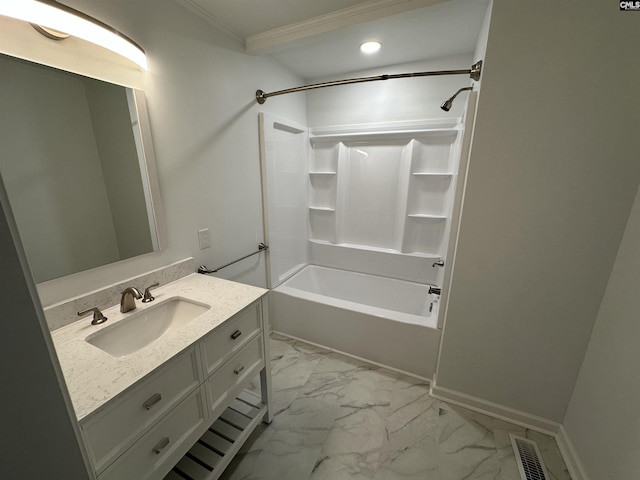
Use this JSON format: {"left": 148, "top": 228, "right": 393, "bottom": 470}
{"left": 86, "top": 297, "right": 210, "bottom": 357}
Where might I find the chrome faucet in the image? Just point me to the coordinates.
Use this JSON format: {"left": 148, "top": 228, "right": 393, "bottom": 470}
{"left": 120, "top": 287, "right": 143, "bottom": 313}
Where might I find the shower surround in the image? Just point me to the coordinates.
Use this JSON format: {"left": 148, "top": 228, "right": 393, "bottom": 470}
{"left": 260, "top": 109, "right": 471, "bottom": 379}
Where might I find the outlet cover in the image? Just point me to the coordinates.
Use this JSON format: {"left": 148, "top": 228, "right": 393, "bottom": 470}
{"left": 198, "top": 228, "right": 211, "bottom": 249}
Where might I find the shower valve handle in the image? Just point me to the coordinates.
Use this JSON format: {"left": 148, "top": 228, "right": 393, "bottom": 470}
{"left": 429, "top": 286, "right": 442, "bottom": 295}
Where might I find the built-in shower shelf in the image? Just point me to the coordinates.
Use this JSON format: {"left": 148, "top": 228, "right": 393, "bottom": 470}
{"left": 309, "top": 206, "right": 336, "bottom": 212}
{"left": 310, "top": 239, "right": 441, "bottom": 258}
{"left": 309, "top": 127, "right": 459, "bottom": 140}
{"left": 305, "top": 124, "right": 461, "bottom": 260}
{"left": 407, "top": 214, "right": 447, "bottom": 220}
{"left": 412, "top": 172, "right": 453, "bottom": 177}
{"left": 164, "top": 390, "right": 266, "bottom": 480}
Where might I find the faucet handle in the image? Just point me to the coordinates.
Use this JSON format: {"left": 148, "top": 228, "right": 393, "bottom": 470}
{"left": 78, "top": 307, "right": 108, "bottom": 325}
{"left": 142, "top": 282, "right": 160, "bottom": 303}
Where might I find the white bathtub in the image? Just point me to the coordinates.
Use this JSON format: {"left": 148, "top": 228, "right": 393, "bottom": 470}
{"left": 270, "top": 265, "right": 441, "bottom": 378}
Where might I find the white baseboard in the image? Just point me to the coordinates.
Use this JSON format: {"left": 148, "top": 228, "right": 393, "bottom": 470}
{"left": 555, "top": 425, "right": 589, "bottom": 480}
{"left": 430, "top": 380, "right": 593, "bottom": 479}
{"left": 430, "top": 379, "right": 561, "bottom": 436}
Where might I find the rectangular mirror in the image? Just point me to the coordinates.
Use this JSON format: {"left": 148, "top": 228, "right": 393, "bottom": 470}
{"left": 0, "top": 53, "right": 165, "bottom": 283}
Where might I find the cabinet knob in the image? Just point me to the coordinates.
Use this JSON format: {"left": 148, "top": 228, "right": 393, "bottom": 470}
{"left": 233, "top": 365, "right": 245, "bottom": 375}
{"left": 143, "top": 393, "right": 162, "bottom": 410}
{"left": 152, "top": 437, "right": 170, "bottom": 455}
{"left": 230, "top": 330, "right": 242, "bottom": 340}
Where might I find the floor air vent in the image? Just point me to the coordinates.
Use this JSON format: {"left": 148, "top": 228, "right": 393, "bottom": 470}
{"left": 510, "top": 434, "right": 549, "bottom": 480}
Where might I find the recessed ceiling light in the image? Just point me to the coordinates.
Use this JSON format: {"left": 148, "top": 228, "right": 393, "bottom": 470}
{"left": 360, "top": 41, "right": 381, "bottom": 54}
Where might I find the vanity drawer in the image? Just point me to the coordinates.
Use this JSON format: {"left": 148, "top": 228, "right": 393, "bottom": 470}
{"left": 83, "top": 347, "right": 200, "bottom": 474}
{"left": 201, "top": 302, "right": 261, "bottom": 375}
{"left": 99, "top": 387, "right": 207, "bottom": 480}
{"left": 206, "top": 334, "right": 264, "bottom": 419}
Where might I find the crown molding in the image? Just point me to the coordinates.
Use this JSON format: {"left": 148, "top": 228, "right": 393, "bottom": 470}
{"left": 175, "top": 0, "right": 245, "bottom": 45}
{"left": 246, "top": 0, "right": 448, "bottom": 54}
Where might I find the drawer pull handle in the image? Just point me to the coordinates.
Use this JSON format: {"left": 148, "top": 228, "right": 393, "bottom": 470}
{"left": 143, "top": 393, "right": 162, "bottom": 410}
{"left": 152, "top": 437, "right": 170, "bottom": 454}
{"left": 234, "top": 365, "right": 245, "bottom": 375}
{"left": 231, "top": 330, "right": 242, "bottom": 340}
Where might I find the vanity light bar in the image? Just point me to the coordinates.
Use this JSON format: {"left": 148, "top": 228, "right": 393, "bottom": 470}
{"left": 0, "top": 0, "right": 148, "bottom": 70}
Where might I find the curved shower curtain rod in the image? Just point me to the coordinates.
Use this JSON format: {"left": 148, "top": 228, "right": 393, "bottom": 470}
{"left": 256, "top": 61, "right": 482, "bottom": 104}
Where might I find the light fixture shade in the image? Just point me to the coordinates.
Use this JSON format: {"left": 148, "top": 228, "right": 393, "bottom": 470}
{"left": 0, "top": 0, "right": 147, "bottom": 69}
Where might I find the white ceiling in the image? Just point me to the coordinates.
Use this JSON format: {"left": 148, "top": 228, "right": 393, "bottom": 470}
{"left": 177, "top": 0, "right": 490, "bottom": 80}
{"left": 182, "top": 0, "right": 382, "bottom": 38}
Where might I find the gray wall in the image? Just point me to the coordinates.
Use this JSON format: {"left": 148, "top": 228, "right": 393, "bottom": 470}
{"left": 436, "top": 0, "right": 640, "bottom": 422}
{"left": 563, "top": 183, "right": 640, "bottom": 479}
{"left": 0, "top": 176, "right": 92, "bottom": 478}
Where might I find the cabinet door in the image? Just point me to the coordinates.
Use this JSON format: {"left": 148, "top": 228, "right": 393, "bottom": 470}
{"left": 82, "top": 347, "right": 200, "bottom": 473}
{"left": 205, "top": 335, "right": 264, "bottom": 420}
{"left": 98, "top": 387, "right": 207, "bottom": 480}
{"left": 200, "top": 302, "right": 261, "bottom": 375}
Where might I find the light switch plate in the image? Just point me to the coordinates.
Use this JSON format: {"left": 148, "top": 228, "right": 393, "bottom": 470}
{"left": 198, "top": 228, "right": 211, "bottom": 249}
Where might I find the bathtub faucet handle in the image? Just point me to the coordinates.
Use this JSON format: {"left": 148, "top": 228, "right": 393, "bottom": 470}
{"left": 432, "top": 260, "right": 445, "bottom": 268}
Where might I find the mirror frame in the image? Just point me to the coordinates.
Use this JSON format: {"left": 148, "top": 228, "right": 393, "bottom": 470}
{"left": 127, "top": 88, "right": 167, "bottom": 258}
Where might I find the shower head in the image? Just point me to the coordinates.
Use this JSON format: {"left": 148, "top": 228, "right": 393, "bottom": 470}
{"left": 440, "top": 98, "right": 454, "bottom": 112}
{"left": 440, "top": 86, "right": 473, "bottom": 112}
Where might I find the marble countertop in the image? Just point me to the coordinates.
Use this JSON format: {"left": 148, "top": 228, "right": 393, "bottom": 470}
{"left": 51, "top": 273, "right": 267, "bottom": 422}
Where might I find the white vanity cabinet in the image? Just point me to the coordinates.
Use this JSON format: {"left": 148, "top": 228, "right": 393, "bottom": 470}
{"left": 79, "top": 297, "right": 272, "bottom": 480}
{"left": 98, "top": 387, "right": 209, "bottom": 480}
{"left": 82, "top": 347, "right": 203, "bottom": 474}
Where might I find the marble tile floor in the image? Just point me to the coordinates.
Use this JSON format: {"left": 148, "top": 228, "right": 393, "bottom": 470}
{"left": 220, "top": 333, "right": 571, "bottom": 480}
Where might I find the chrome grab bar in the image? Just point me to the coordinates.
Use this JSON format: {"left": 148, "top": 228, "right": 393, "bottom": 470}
{"left": 198, "top": 243, "right": 268, "bottom": 274}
